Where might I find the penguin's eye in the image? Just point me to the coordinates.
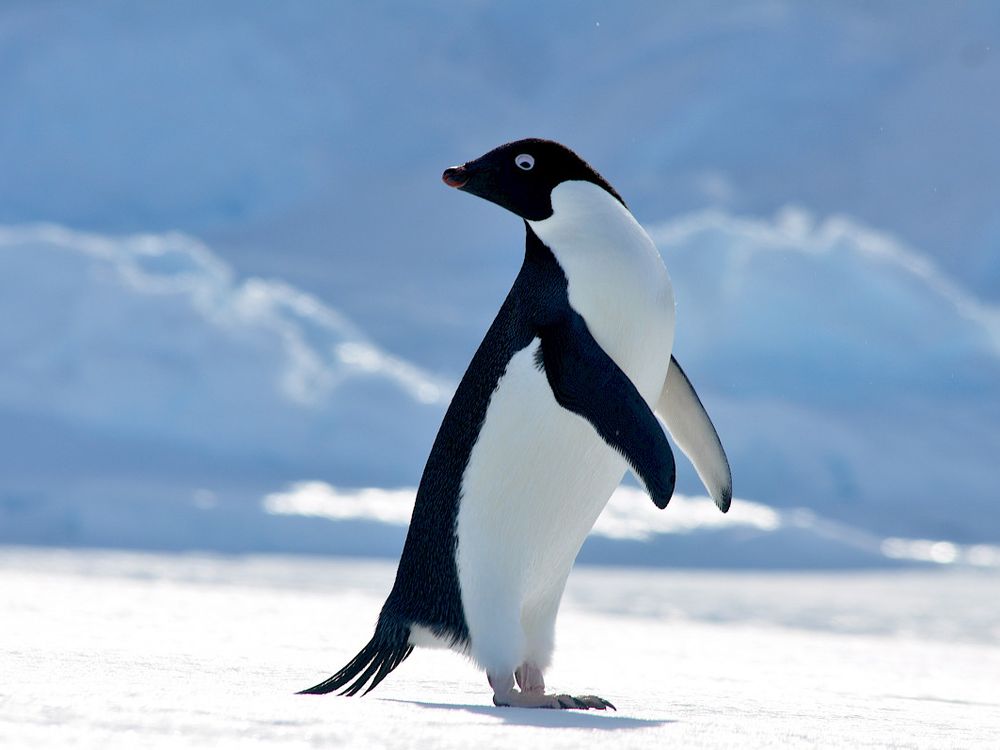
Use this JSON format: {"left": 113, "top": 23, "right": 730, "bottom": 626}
{"left": 515, "top": 154, "right": 535, "bottom": 171}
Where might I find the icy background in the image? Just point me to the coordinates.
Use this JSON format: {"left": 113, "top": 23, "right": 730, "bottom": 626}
{"left": 1, "top": 2, "right": 998, "bottom": 565}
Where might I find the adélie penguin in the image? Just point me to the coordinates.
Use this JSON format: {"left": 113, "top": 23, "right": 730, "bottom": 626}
{"left": 299, "top": 138, "right": 732, "bottom": 709}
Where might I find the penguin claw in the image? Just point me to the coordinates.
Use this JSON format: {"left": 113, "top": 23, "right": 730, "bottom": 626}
{"left": 554, "top": 694, "right": 582, "bottom": 709}
{"left": 575, "top": 694, "right": 616, "bottom": 710}
{"left": 557, "top": 694, "right": 616, "bottom": 710}
{"left": 563, "top": 693, "right": 617, "bottom": 710}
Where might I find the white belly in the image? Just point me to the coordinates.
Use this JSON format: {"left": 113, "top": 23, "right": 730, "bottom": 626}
{"left": 455, "top": 181, "right": 675, "bottom": 669}
{"left": 531, "top": 179, "right": 676, "bottom": 395}
{"left": 456, "top": 342, "right": 627, "bottom": 606}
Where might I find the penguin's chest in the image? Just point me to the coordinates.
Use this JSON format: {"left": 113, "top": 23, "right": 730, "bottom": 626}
{"left": 532, "top": 179, "right": 676, "bottom": 398}
{"left": 455, "top": 181, "right": 674, "bottom": 600}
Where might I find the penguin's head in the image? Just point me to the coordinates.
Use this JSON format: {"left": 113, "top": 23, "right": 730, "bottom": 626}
{"left": 442, "top": 138, "right": 625, "bottom": 221}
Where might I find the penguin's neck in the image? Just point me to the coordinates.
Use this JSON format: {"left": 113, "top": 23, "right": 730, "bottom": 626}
{"left": 526, "top": 181, "right": 675, "bottom": 388}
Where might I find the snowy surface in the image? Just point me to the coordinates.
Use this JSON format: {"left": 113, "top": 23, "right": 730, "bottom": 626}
{"left": 2, "top": 548, "right": 998, "bottom": 749}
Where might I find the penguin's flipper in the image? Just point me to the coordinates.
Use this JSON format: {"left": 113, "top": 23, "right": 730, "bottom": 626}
{"left": 536, "top": 313, "right": 676, "bottom": 509}
{"left": 656, "top": 356, "right": 732, "bottom": 513}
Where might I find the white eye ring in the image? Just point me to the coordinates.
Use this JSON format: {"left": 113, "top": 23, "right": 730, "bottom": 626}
{"left": 515, "top": 153, "right": 535, "bottom": 171}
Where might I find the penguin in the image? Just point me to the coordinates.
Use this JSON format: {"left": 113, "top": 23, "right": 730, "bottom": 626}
{"left": 299, "top": 138, "right": 732, "bottom": 710}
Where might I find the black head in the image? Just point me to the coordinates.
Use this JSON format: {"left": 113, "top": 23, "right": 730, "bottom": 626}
{"left": 442, "top": 138, "right": 625, "bottom": 221}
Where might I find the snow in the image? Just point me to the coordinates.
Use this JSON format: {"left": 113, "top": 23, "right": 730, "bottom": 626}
{"left": 2, "top": 548, "right": 998, "bottom": 748}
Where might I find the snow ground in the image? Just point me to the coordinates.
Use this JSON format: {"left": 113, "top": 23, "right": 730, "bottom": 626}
{"left": 2, "top": 548, "right": 998, "bottom": 749}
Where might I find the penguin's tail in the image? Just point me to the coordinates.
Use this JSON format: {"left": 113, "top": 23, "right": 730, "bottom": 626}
{"left": 297, "top": 618, "right": 413, "bottom": 696}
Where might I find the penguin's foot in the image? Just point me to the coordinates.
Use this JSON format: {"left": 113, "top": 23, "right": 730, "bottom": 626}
{"left": 494, "top": 691, "right": 615, "bottom": 710}
{"left": 514, "top": 662, "right": 545, "bottom": 694}
{"left": 489, "top": 670, "right": 615, "bottom": 710}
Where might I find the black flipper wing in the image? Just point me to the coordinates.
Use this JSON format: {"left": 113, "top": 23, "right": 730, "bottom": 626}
{"left": 536, "top": 312, "right": 676, "bottom": 509}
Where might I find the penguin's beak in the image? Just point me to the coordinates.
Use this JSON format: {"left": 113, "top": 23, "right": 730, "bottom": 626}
{"left": 442, "top": 166, "right": 468, "bottom": 189}
{"left": 442, "top": 159, "right": 504, "bottom": 209}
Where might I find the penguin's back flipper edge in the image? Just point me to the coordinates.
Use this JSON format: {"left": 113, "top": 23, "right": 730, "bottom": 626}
{"left": 656, "top": 355, "right": 732, "bottom": 513}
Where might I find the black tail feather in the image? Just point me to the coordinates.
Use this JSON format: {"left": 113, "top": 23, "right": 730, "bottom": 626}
{"left": 363, "top": 644, "right": 413, "bottom": 695}
{"left": 297, "top": 622, "right": 413, "bottom": 697}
